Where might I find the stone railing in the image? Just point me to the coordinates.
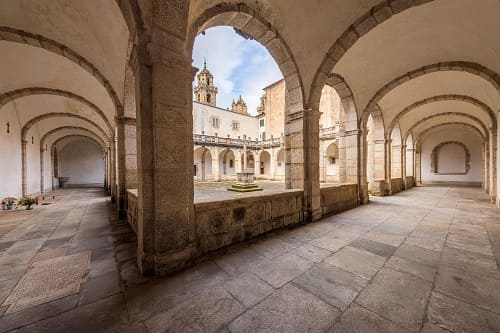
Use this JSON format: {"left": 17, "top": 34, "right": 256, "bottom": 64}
{"left": 194, "top": 190, "right": 303, "bottom": 254}
{"left": 193, "top": 134, "right": 283, "bottom": 150}
{"left": 390, "top": 178, "right": 405, "bottom": 194}
{"left": 320, "top": 184, "right": 358, "bottom": 217}
{"left": 127, "top": 189, "right": 138, "bottom": 233}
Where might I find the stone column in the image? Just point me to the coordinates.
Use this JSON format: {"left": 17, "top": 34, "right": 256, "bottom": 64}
{"left": 109, "top": 138, "right": 117, "bottom": 203}
{"left": 483, "top": 142, "right": 489, "bottom": 193}
{"left": 103, "top": 151, "right": 108, "bottom": 191}
{"left": 415, "top": 143, "right": 422, "bottom": 184}
{"left": 338, "top": 130, "right": 347, "bottom": 183}
{"left": 242, "top": 137, "right": 248, "bottom": 171}
{"left": 116, "top": 116, "right": 137, "bottom": 219}
{"left": 489, "top": 128, "right": 497, "bottom": 202}
{"left": 357, "top": 129, "right": 369, "bottom": 204}
{"left": 40, "top": 147, "right": 46, "bottom": 194}
{"left": 21, "top": 140, "right": 28, "bottom": 196}
{"left": 133, "top": 1, "right": 195, "bottom": 274}
{"left": 212, "top": 150, "right": 220, "bottom": 181}
{"left": 400, "top": 145, "right": 407, "bottom": 189}
{"left": 285, "top": 109, "right": 321, "bottom": 221}
{"left": 384, "top": 139, "right": 392, "bottom": 195}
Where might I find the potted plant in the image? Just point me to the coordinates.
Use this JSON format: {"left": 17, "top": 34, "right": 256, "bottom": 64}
{"left": 3, "top": 197, "right": 16, "bottom": 210}
{"left": 18, "top": 196, "right": 36, "bottom": 210}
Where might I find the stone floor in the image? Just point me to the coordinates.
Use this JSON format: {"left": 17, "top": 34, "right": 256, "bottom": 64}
{"left": 0, "top": 186, "right": 499, "bottom": 332}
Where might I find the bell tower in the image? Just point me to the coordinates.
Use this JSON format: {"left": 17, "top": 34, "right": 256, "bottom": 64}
{"left": 194, "top": 60, "right": 218, "bottom": 106}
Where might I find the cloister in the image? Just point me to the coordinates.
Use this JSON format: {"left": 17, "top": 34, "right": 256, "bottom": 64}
{"left": 0, "top": 0, "right": 499, "bottom": 331}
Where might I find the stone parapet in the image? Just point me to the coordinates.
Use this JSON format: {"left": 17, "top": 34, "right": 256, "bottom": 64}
{"left": 194, "top": 190, "right": 303, "bottom": 254}
{"left": 320, "top": 184, "right": 358, "bottom": 217}
{"left": 405, "top": 176, "right": 416, "bottom": 189}
{"left": 369, "top": 179, "right": 387, "bottom": 196}
{"left": 391, "top": 178, "right": 404, "bottom": 194}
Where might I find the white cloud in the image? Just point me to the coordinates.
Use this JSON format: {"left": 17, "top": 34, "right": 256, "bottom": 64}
{"left": 193, "top": 27, "right": 282, "bottom": 115}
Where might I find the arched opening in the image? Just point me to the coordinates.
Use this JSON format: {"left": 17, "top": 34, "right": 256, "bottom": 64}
{"left": 56, "top": 138, "right": 105, "bottom": 188}
{"left": 194, "top": 147, "right": 213, "bottom": 181}
{"left": 323, "top": 143, "right": 339, "bottom": 183}
{"left": 219, "top": 149, "right": 236, "bottom": 179}
{"left": 259, "top": 151, "right": 272, "bottom": 178}
{"left": 275, "top": 149, "right": 285, "bottom": 179}
{"left": 365, "top": 111, "right": 387, "bottom": 196}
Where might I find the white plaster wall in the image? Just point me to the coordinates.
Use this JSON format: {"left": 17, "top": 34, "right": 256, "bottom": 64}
{"left": 421, "top": 130, "right": 482, "bottom": 184}
{"left": 58, "top": 141, "right": 104, "bottom": 185}
{"left": 0, "top": 104, "right": 22, "bottom": 198}
{"left": 193, "top": 102, "right": 259, "bottom": 139}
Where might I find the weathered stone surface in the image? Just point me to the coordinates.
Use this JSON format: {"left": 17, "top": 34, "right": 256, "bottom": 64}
{"left": 440, "top": 245, "right": 499, "bottom": 279}
{"left": 293, "top": 263, "right": 366, "bottom": 310}
{"left": 309, "top": 230, "right": 358, "bottom": 252}
{"left": 350, "top": 238, "right": 397, "bottom": 257}
{"left": 357, "top": 268, "right": 433, "bottom": 331}
{"left": 427, "top": 291, "right": 500, "bottom": 333}
{"left": 324, "top": 246, "right": 385, "bottom": 280}
{"left": 228, "top": 284, "right": 339, "bottom": 332}
{"left": 394, "top": 244, "right": 441, "bottom": 268}
{"left": 223, "top": 273, "right": 273, "bottom": 308}
{"left": 435, "top": 265, "right": 500, "bottom": 313}
{"left": 214, "top": 247, "right": 268, "bottom": 276}
{"left": 385, "top": 256, "right": 436, "bottom": 282}
{"left": 293, "top": 243, "right": 331, "bottom": 263}
{"left": 331, "top": 304, "right": 409, "bottom": 333}
{"left": 252, "top": 253, "right": 312, "bottom": 288}
{"left": 145, "top": 287, "right": 244, "bottom": 333}
{"left": 362, "top": 231, "right": 405, "bottom": 247}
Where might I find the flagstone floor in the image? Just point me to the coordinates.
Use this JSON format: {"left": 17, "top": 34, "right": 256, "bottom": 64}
{"left": 0, "top": 185, "right": 499, "bottom": 332}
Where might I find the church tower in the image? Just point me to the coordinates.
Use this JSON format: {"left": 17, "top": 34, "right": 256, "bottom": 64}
{"left": 194, "top": 60, "right": 218, "bottom": 106}
{"left": 231, "top": 95, "right": 248, "bottom": 115}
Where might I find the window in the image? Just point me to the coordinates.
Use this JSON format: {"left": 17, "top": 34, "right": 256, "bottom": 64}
{"left": 329, "top": 157, "right": 336, "bottom": 164}
{"left": 259, "top": 119, "right": 265, "bottom": 127}
{"left": 229, "top": 159, "right": 234, "bottom": 168}
{"left": 211, "top": 117, "right": 220, "bottom": 128}
{"left": 260, "top": 132, "right": 266, "bottom": 140}
{"left": 232, "top": 120, "right": 240, "bottom": 131}
{"left": 207, "top": 94, "right": 211, "bottom": 103}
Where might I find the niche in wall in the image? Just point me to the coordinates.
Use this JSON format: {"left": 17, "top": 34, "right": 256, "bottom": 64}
{"left": 431, "top": 141, "right": 470, "bottom": 175}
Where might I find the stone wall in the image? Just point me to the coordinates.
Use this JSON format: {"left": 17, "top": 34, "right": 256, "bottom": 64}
{"left": 127, "top": 189, "right": 138, "bottom": 234}
{"left": 320, "top": 184, "right": 358, "bottom": 217}
{"left": 405, "top": 176, "right": 416, "bottom": 189}
{"left": 194, "top": 190, "right": 303, "bottom": 254}
{"left": 390, "top": 178, "right": 404, "bottom": 194}
{"left": 369, "top": 180, "right": 386, "bottom": 196}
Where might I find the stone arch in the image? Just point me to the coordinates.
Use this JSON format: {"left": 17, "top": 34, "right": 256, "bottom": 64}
{"left": 0, "top": 27, "right": 123, "bottom": 114}
{"left": 387, "top": 95, "right": 497, "bottom": 138}
{"left": 309, "top": 0, "right": 439, "bottom": 111}
{"left": 321, "top": 73, "right": 358, "bottom": 132}
{"left": 431, "top": 141, "right": 471, "bottom": 175}
{"left": 404, "top": 112, "right": 488, "bottom": 145}
{"left": 41, "top": 126, "right": 109, "bottom": 148}
{"left": 194, "top": 146, "right": 212, "bottom": 181}
{"left": 51, "top": 135, "right": 106, "bottom": 153}
{"left": 188, "top": 3, "right": 305, "bottom": 113}
{"left": 219, "top": 148, "right": 236, "bottom": 177}
{"left": 0, "top": 88, "right": 114, "bottom": 133}
{"left": 415, "top": 123, "right": 485, "bottom": 145}
{"left": 22, "top": 113, "right": 110, "bottom": 143}
{"left": 361, "top": 62, "right": 500, "bottom": 123}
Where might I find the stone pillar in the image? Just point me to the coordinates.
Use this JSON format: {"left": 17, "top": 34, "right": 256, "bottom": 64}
{"left": 484, "top": 142, "right": 489, "bottom": 193}
{"left": 235, "top": 150, "right": 242, "bottom": 174}
{"left": 357, "top": 129, "right": 369, "bottom": 204}
{"left": 109, "top": 139, "right": 117, "bottom": 203}
{"left": 21, "top": 140, "right": 28, "bottom": 196}
{"left": 384, "top": 139, "right": 392, "bottom": 195}
{"left": 285, "top": 109, "right": 321, "bottom": 221}
{"left": 133, "top": 1, "right": 195, "bottom": 274}
{"left": 401, "top": 145, "right": 407, "bottom": 189}
{"left": 489, "top": 128, "right": 497, "bottom": 202}
{"left": 103, "top": 151, "right": 108, "bottom": 191}
{"left": 40, "top": 147, "right": 46, "bottom": 194}
{"left": 415, "top": 143, "right": 422, "bottom": 184}
{"left": 338, "top": 130, "right": 347, "bottom": 183}
{"left": 116, "top": 116, "right": 137, "bottom": 219}
{"left": 212, "top": 150, "right": 220, "bottom": 181}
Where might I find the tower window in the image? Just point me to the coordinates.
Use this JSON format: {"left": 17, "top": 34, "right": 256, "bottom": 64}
{"left": 232, "top": 121, "right": 240, "bottom": 131}
{"left": 259, "top": 119, "right": 265, "bottom": 127}
{"left": 211, "top": 117, "right": 220, "bottom": 128}
{"left": 207, "top": 78, "right": 210, "bottom": 85}
{"left": 207, "top": 94, "right": 211, "bottom": 103}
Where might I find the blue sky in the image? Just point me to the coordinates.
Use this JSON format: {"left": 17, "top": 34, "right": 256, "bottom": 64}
{"left": 193, "top": 26, "right": 282, "bottom": 115}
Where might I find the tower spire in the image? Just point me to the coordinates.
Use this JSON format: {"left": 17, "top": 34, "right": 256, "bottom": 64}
{"left": 194, "top": 60, "right": 217, "bottom": 106}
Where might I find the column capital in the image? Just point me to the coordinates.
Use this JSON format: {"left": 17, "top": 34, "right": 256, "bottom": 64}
{"left": 286, "top": 108, "right": 322, "bottom": 122}
{"left": 21, "top": 139, "right": 28, "bottom": 145}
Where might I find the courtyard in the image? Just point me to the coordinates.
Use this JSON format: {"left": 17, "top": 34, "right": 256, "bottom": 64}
{"left": 0, "top": 186, "right": 498, "bottom": 332}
